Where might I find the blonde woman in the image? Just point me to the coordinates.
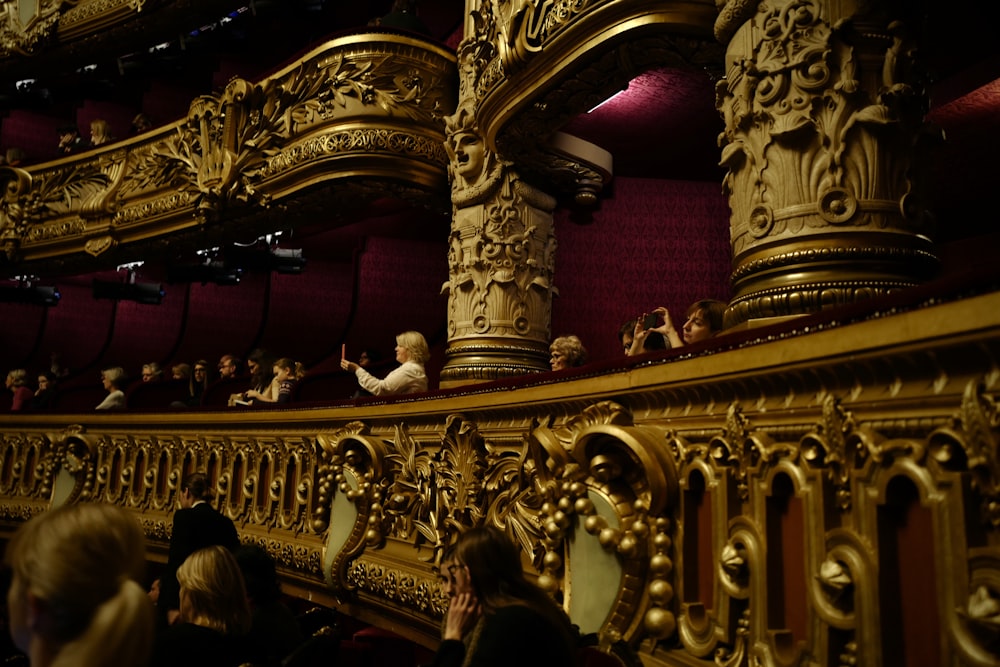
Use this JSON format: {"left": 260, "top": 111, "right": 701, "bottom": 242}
{"left": 90, "top": 118, "right": 113, "bottom": 146}
{"left": 152, "top": 545, "right": 253, "bottom": 667}
{"left": 341, "top": 330, "right": 429, "bottom": 396}
{"left": 6, "top": 368, "right": 33, "bottom": 411}
{"left": 4, "top": 503, "right": 155, "bottom": 667}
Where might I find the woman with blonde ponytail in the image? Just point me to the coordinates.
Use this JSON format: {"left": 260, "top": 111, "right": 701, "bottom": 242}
{"left": 4, "top": 502, "right": 155, "bottom": 667}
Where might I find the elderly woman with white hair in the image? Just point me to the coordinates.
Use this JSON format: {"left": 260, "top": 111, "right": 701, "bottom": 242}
{"left": 341, "top": 330, "right": 430, "bottom": 396}
{"left": 95, "top": 366, "right": 127, "bottom": 410}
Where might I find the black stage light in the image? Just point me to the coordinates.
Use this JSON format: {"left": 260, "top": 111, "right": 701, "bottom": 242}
{"left": 92, "top": 279, "right": 165, "bottom": 305}
{"left": 225, "top": 245, "right": 305, "bottom": 274}
{"left": 0, "top": 284, "right": 60, "bottom": 305}
{"left": 272, "top": 248, "right": 305, "bottom": 274}
{"left": 167, "top": 262, "right": 242, "bottom": 286}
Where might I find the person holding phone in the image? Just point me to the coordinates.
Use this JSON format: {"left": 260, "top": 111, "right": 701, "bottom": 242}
{"left": 619, "top": 315, "right": 668, "bottom": 355}
{"left": 341, "top": 331, "right": 429, "bottom": 396}
{"left": 626, "top": 299, "right": 727, "bottom": 355}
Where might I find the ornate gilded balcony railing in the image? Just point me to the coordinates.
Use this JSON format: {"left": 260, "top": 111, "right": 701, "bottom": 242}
{"left": 0, "top": 30, "right": 457, "bottom": 276}
{"left": 2, "top": 287, "right": 999, "bottom": 666}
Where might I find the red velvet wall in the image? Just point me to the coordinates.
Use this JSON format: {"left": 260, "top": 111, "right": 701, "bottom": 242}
{"left": 169, "top": 272, "right": 270, "bottom": 370}
{"left": 551, "top": 177, "right": 732, "bottom": 362}
{"left": 260, "top": 259, "right": 355, "bottom": 367}
{"left": 19, "top": 280, "right": 116, "bottom": 381}
{"left": 0, "top": 301, "right": 46, "bottom": 368}
{"left": 141, "top": 80, "right": 206, "bottom": 127}
{"left": 0, "top": 109, "right": 63, "bottom": 165}
{"left": 101, "top": 286, "right": 186, "bottom": 380}
{"left": 346, "top": 236, "right": 449, "bottom": 384}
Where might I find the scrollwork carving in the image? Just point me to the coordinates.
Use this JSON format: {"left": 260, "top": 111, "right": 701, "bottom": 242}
{"left": 929, "top": 380, "right": 1000, "bottom": 527}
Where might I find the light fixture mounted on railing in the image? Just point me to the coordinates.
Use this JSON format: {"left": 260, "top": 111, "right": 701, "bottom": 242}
{"left": 0, "top": 277, "right": 60, "bottom": 306}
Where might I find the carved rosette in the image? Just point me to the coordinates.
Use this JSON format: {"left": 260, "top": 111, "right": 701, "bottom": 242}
{"left": 716, "top": 0, "right": 940, "bottom": 326}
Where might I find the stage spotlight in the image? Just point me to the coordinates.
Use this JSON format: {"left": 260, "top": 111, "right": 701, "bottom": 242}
{"left": 272, "top": 248, "right": 305, "bottom": 274}
{"left": 92, "top": 280, "right": 165, "bottom": 305}
{"left": 224, "top": 245, "right": 305, "bottom": 274}
{"left": 167, "top": 262, "right": 242, "bottom": 285}
{"left": 0, "top": 284, "right": 60, "bottom": 305}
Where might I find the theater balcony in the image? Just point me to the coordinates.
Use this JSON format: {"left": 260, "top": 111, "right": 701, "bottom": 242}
{"left": 1, "top": 1, "right": 999, "bottom": 666}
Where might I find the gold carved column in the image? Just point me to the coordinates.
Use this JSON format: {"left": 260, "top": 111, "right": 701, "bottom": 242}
{"left": 439, "top": 15, "right": 558, "bottom": 387}
{"left": 439, "top": 98, "right": 556, "bottom": 387}
{"left": 715, "top": 0, "right": 939, "bottom": 327}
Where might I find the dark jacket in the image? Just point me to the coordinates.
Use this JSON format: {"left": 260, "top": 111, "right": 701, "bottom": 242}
{"left": 159, "top": 502, "right": 240, "bottom": 615}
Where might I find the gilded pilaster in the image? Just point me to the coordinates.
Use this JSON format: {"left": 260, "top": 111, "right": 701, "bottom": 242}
{"left": 440, "top": 13, "right": 559, "bottom": 386}
{"left": 715, "top": 0, "right": 939, "bottom": 327}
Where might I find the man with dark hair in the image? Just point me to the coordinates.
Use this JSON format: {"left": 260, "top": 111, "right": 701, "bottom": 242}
{"left": 159, "top": 472, "right": 240, "bottom": 626}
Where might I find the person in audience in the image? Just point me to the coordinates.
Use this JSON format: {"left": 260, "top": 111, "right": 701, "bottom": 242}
{"left": 149, "top": 578, "right": 161, "bottom": 606}
{"left": 172, "top": 363, "right": 191, "bottom": 380}
{"left": 242, "top": 348, "right": 276, "bottom": 404}
{"left": 159, "top": 472, "right": 240, "bottom": 629}
{"left": 49, "top": 351, "right": 70, "bottom": 379}
{"left": 4, "top": 502, "right": 155, "bottom": 667}
{"left": 5, "top": 147, "right": 25, "bottom": 166}
{"left": 637, "top": 299, "right": 727, "bottom": 349}
{"left": 56, "top": 125, "right": 86, "bottom": 155}
{"left": 95, "top": 366, "right": 127, "bottom": 410}
{"left": 549, "top": 335, "right": 587, "bottom": 371}
{"left": 5, "top": 369, "right": 33, "bottom": 411}
{"left": 431, "top": 526, "right": 578, "bottom": 667}
{"left": 619, "top": 317, "right": 668, "bottom": 356}
{"left": 171, "top": 360, "right": 209, "bottom": 408}
{"left": 188, "top": 359, "right": 211, "bottom": 406}
{"left": 245, "top": 357, "right": 305, "bottom": 405}
{"left": 31, "top": 371, "right": 57, "bottom": 410}
{"left": 341, "top": 331, "right": 429, "bottom": 396}
{"left": 131, "top": 113, "right": 153, "bottom": 135}
{"left": 234, "top": 545, "right": 304, "bottom": 665}
{"left": 151, "top": 545, "right": 252, "bottom": 667}
{"left": 89, "top": 118, "right": 113, "bottom": 147}
{"left": 217, "top": 354, "right": 243, "bottom": 380}
{"left": 142, "top": 362, "right": 164, "bottom": 382}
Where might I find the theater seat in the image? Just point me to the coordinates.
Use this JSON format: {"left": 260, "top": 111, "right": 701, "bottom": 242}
{"left": 292, "top": 370, "right": 358, "bottom": 403}
{"left": 200, "top": 377, "right": 251, "bottom": 407}
{"left": 126, "top": 379, "right": 191, "bottom": 409}
{"left": 352, "top": 626, "right": 421, "bottom": 667}
{"left": 51, "top": 386, "right": 110, "bottom": 412}
{"left": 281, "top": 626, "right": 338, "bottom": 667}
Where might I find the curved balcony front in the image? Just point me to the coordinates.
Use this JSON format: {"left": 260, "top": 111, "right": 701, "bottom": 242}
{"left": 0, "top": 31, "right": 457, "bottom": 277}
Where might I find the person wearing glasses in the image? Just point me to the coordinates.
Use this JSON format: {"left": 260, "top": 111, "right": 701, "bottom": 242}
{"left": 433, "top": 526, "right": 578, "bottom": 667}
{"left": 217, "top": 354, "right": 243, "bottom": 379}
